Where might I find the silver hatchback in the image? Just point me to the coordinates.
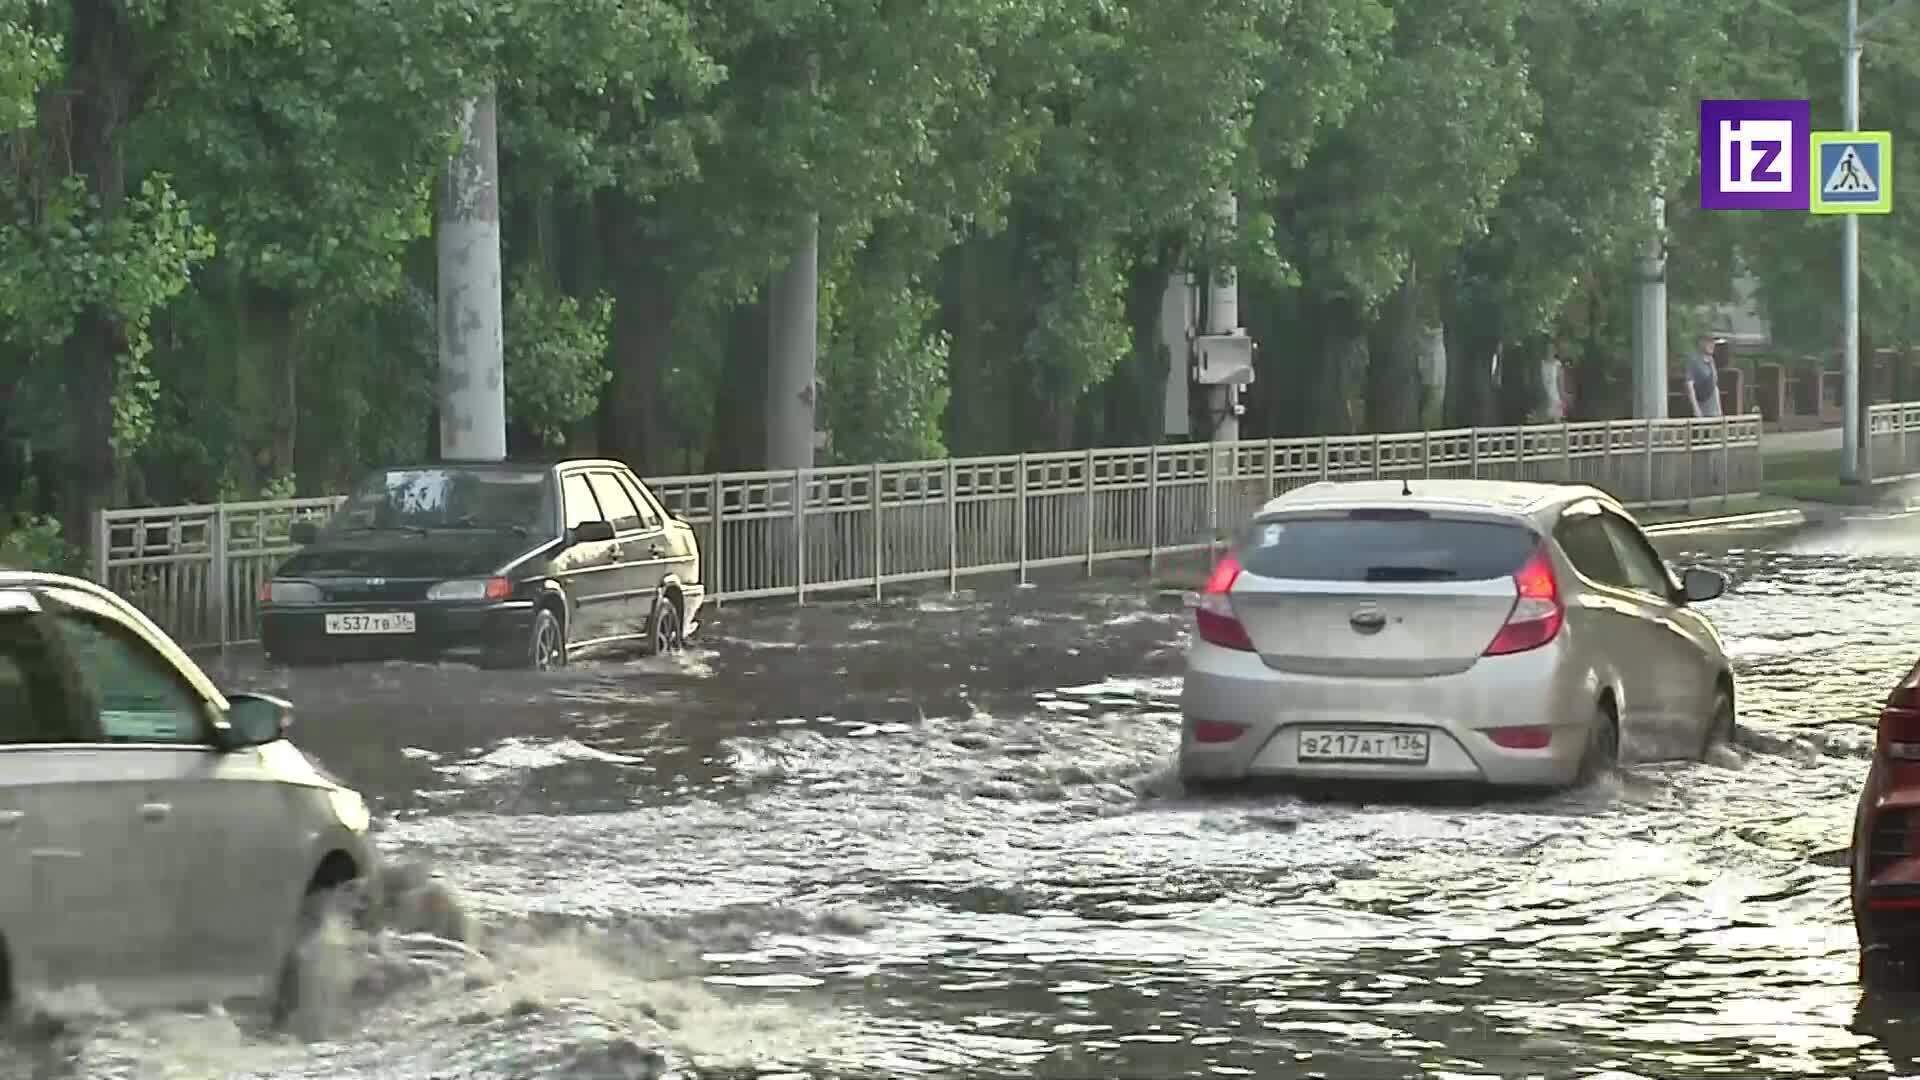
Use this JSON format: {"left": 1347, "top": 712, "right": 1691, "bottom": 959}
{"left": 1179, "top": 480, "right": 1736, "bottom": 789}
{"left": 0, "top": 571, "right": 377, "bottom": 1017}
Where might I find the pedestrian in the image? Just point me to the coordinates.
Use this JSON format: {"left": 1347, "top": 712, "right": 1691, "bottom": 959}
{"left": 1687, "top": 335, "right": 1723, "bottom": 418}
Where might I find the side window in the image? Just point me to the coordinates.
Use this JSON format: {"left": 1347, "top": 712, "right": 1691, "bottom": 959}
{"left": 1553, "top": 512, "right": 1628, "bottom": 588}
{"left": 50, "top": 613, "right": 209, "bottom": 744}
{"left": 587, "top": 473, "right": 642, "bottom": 533}
{"left": 617, "top": 474, "right": 663, "bottom": 531}
{"left": 0, "top": 614, "right": 96, "bottom": 744}
{"left": 562, "top": 474, "right": 602, "bottom": 529}
{"left": 1599, "top": 513, "right": 1675, "bottom": 598}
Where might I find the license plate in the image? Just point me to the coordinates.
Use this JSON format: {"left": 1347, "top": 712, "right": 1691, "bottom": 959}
{"left": 1297, "top": 728, "right": 1430, "bottom": 764}
{"left": 324, "top": 612, "right": 416, "bottom": 635}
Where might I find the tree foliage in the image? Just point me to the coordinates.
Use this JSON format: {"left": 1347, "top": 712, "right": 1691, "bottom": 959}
{"left": 2, "top": 0, "right": 1916, "bottom": 552}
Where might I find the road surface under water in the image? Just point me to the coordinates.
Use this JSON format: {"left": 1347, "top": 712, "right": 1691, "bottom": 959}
{"left": 13, "top": 513, "right": 1920, "bottom": 1078}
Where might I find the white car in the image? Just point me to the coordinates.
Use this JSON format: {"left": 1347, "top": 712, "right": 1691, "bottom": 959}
{"left": 1179, "top": 480, "right": 1736, "bottom": 789}
{"left": 0, "top": 570, "right": 376, "bottom": 1019}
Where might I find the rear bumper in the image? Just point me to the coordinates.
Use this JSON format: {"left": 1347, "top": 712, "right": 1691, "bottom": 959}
{"left": 261, "top": 600, "right": 536, "bottom": 662}
{"left": 1178, "top": 638, "right": 1590, "bottom": 787}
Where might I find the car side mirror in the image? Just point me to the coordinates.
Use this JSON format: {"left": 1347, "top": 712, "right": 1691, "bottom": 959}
{"left": 570, "top": 520, "right": 616, "bottom": 543}
{"left": 289, "top": 521, "right": 318, "bottom": 545}
{"left": 1681, "top": 567, "right": 1726, "bottom": 603}
{"left": 222, "top": 692, "right": 292, "bottom": 748}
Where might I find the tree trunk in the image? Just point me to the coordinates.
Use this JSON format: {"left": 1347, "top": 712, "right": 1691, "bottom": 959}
{"left": 1365, "top": 267, "right": 1425, "bottom": 432}
{"left": 1302, "top": 296, "right": 1368, "bottom": 436}
{"left": 597, "top": 200, "right": 672, "bottom": 474}
{"left": 1442, "top": 313, "right": 1499, "bottom": 429}
{"left": 59, "top": 0, "right": 135, "bottom": 552}
{"left": 1498, "top": 336, "right": 1548, "bottom": 425}
{"left": 704, "top": 296, "right": 769, "bottom": 472}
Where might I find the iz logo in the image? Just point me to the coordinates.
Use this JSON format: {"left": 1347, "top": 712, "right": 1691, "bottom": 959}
{"left": 1718, "top": 119, "right": 1794, "bottom": 192}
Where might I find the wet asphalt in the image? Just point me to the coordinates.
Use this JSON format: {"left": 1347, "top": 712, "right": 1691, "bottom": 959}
{"left": 14, "top": 510, "right": 1920, "bottom": 1078}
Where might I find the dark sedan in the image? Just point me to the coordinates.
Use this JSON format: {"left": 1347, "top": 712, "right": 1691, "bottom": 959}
{"left": 258, "top": 459, "right": 704, "bottom": 670}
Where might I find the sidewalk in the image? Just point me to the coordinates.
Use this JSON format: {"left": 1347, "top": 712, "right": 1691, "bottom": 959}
{"left": 1760, "top": 425, "right": 1841, "bottom": 457}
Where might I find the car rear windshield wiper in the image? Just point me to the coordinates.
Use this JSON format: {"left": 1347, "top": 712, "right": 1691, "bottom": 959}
{"left": 1364, "top": 565, "right": 1458, "bottom": 581}
{"left": 343, "top": 524, "right": 429, "bottom": 537}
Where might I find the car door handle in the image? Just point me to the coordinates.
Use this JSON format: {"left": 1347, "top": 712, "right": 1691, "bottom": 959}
{"left": 0, "top": 810, "right": 23, "bottom": 829}
{"left": 648, "top": 543, "right": 664, "bottom": 558}
{"left": 139, "top": 802, "right": 171, "bottom": 822}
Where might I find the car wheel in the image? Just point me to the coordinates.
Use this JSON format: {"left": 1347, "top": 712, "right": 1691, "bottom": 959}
{"left": 1700, "top": 682, "right": 1737, "bottom": 760}
{"left": 271, "top": 880, "right": 371, "bottom": 1037}
{"left": 1577, "top": 700, "right": 1620, "bottom": 786}
{"left": 645, "top": 593, "right": 684, "bottom": 656}
{"left": 487, "top": 607, "right": 567, "bottom": 671}
{"left": 1861, "top": 945, "right": 1915, "bottom": 993}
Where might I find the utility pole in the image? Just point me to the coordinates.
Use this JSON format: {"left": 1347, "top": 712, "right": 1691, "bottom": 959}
{"left": 1196, "top": 190, "right": 1253, "bottom": 441}
{"left": 1160, "top": 272, "right": 1195, "bottom": 439}
{"left": 765, "top": 215, "right": 820, "bottom": 470}
{"left": 436, "top": 86, "right": 507, "bottom": 461}
{"left": 1841, "top": 0, "right": 1863, "bottom": 482}
{"left": 1631, "top": 192, "right": 1669, "bottom": 419}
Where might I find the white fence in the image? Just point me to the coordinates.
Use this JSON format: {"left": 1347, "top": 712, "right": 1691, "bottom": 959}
{"left": 93, "top": 413, "right": 1794, "bottom": 649}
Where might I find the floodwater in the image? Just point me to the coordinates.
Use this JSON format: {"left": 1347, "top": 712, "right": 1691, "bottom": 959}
{"left": 13, "top": 512, "right": 1920, "bottom": 1078}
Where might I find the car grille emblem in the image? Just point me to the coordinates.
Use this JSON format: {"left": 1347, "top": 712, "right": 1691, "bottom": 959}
{"left": 1349, "top": 607, "right": 1387, "bottom": 635}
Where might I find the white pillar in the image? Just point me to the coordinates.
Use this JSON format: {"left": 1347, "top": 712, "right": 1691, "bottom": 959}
{"left": 1631, "top": 193, "right": 1669, "bottom": 419}
{"left": 436, "top": 87, "right": 507, "bottom": 461}
{"left": 766, "top": 215, "right": 819, "bottom": 471}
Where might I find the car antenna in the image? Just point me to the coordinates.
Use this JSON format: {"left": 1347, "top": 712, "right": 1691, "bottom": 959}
{"left": 1401, "top": 474, "right": 1412, "bottom": 497}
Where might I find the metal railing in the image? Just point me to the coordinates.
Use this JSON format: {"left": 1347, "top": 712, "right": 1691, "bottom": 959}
{"left": 94, "top": 413, "right": 1781, "bottom": 649}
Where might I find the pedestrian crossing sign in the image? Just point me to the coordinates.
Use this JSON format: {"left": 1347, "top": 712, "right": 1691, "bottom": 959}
{"left": 1809, "top": 131, "right": 1892, "bottom": 214}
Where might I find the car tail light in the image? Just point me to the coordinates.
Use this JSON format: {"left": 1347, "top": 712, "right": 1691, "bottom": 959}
{"left": 485, "top": 576, "right": 512, "bottom": 601}
{"left": 1485, "top": 724, "right": 1552, "bottom": 750}
{"left": 1194, "top": 553, "right": 1255, "bottom": 651}
{"left": 1189, "top": 720, "right": 1247, "bottom": 743}
{"left": 1483, "top": 546, "right": 1564, "bottom": 656}
{"left": 1880, "top": 661, "right": 1920, "bottom": 761}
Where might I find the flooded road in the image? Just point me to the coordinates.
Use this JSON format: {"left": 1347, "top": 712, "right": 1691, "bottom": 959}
{"left": 17, "top": 513, "right": 1920, "bottom": 1078}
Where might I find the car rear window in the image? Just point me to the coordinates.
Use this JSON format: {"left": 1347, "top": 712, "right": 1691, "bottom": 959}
{"left": 1235, "top": 510, "right": 1540, "bottom": 582}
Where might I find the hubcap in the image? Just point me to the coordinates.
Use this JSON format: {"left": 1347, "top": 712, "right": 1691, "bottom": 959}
{"left": 535, "top": 619, "right": 561, "bottom": 670}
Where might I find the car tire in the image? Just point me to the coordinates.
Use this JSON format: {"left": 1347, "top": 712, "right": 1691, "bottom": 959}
{"left": 271, "top": 880, "right": 371, "bottom": 1037}
{"left": 1861, "top": 945, "right": 1915, "bottom": 993}
{"left": 644, "top": 593, "right": 684, "bottom": 656}
{"left": 1700, "top": 682, "right": 1737, "bottom": 760}
{"left": 486, "top": 607, "right": 566, "bottom": 671}
{"left": 1576, "top": 700, "right": 1620, "bottom": 786}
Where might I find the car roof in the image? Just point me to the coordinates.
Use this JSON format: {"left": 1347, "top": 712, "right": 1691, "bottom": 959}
{"left": 364, "top": 458, "right": 636, "bottom": 475}
{"left": 1258, "top": 479, "right": 1614, "bottom": 521}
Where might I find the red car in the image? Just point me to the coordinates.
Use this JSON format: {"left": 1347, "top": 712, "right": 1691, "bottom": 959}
{"left": 1853, "top": 657, "right": 1920, "bottom": 989}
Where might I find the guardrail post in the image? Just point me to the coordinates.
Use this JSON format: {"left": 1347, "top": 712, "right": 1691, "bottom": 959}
{"left": 871, "top": 463, "right": 884, "bottom": 600}
{"left": 1560, "top": 423, "right": 1572, "bottom": 482}
{"left": 1513, "top": 425, "right": 1525, "bottom": 479}
{"left": 1643, "top": 418, "right": 1655, "bottom": 506}
{"left": 1372, "top": 435, "right": 1382, "bottom": 480}
{"left": 709, "top": 474, "right": 724, "bottom": 607}
{"left": 794, "top": 469, "right": 807, "bottom": 605}
{"left": 1205, "top": 444, "right": 1220, "bottom": 557}
{"left": 1320, "top": 437, "right": 1331, "bottom": 482}
{"left": 210, "top": 505, "right": 230, "bottom": 654}
{"left": 1016, "top": 454, "right": 1029, "bottom": 585}
{"left": 1146, "top": 445, "right": 1159, "bottom": 576}
{"left": 1422, "top": 431, "right": 1432, "bottom": 478}
{"left": 1721, "top": 415, "right": 1731, "bottom": 507}
{"left": 1600, "top": 423, "right": 1613, "bottom": 495}
{"left": 90, "top": 510, "right": 108, "bottom": 583}
{"left": 945, "top": 459, "right": 958, "bottom": 594}
{"left": 1683, "top": 421, "right": 1695, "bottom": 510}
{"left": 1265, "top": 439, "right": 1278, "bottom": 498}
{"left": 1468, "top": 431, "right": 1479, "bottom": 479}
{"left": 1084, "top": 450, "right": 1096, "bottom": 576}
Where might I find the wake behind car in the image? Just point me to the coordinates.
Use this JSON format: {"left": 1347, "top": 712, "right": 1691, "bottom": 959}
{"left": 260, "top": 459, "right": 704, "bottom": 670}
{"left": 0, "top": 570, "right": 374, "bottom": 1018}
{"left": 1852, "top": 657, "right": 1920, "bottom": 989}
{"left": 1180, "top": 479, "right": 1736, "bottom": 790}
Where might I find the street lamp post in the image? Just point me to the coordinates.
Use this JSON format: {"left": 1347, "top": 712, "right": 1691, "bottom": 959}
{"left": 1842, "top": 0, "right": 1914, "bottom": 483}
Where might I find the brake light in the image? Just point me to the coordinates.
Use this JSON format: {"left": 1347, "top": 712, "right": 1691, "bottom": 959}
{"left": 484, "top": 576, "right": 513, "bottom": 601}
{"left": 1194, "top": 552, "right": 1255, "bottom": 651}
{"left": 1483, "top": 546, "right": 1564, "bottom": 656}
{"left": 1880, "top": 661, "right": 1920, "bottom": 761}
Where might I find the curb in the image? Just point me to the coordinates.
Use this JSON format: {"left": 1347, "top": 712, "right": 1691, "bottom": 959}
{"left": 1642, "top": 508, "right": 1806, "bottom": 536}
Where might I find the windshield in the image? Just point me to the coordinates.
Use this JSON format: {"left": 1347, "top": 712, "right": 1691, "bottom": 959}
{"left": 328, "top": 468, "right": 554, "bottom": 535}
{"left": 1236, "top": 510, "right": 1539, "bottom": 582}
